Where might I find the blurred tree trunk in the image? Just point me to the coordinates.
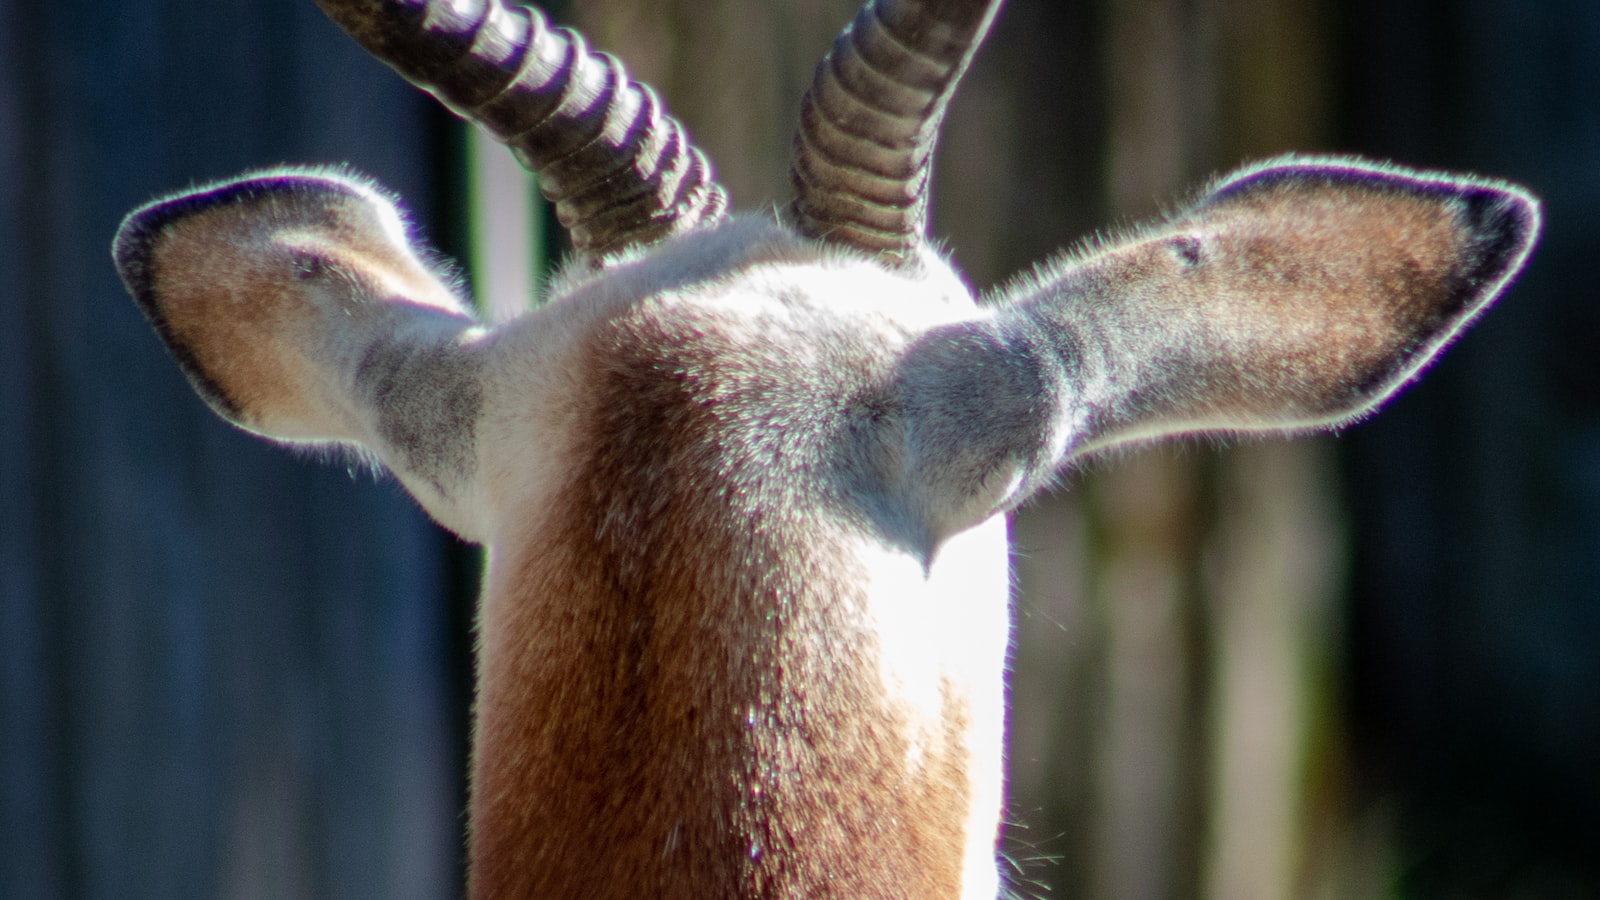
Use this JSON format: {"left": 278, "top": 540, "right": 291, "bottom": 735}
{"left": 1002, "top": 0, "right": 1346, "bottom": 897}
{"left": 1341, "top": 0, "right": 1600, "bottom": 894}
{"left": 0, "top": 1, "right": 466, "bottom": 896}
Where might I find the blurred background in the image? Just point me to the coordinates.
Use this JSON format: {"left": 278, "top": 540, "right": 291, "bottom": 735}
{"left": 1, "top": 0, "right": 1594, "bottom": 897}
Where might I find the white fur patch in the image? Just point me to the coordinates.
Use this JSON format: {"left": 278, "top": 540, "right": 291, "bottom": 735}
{"left": 855, "top": 517, "right": 1011, "bottom": 897}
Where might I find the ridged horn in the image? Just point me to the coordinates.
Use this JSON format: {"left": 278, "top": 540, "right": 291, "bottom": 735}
{"left": 315, "top": 0, "right": 729, "bottom": 262}
{"left": 789, "top": 0, "right": 1003, "bottom": 265}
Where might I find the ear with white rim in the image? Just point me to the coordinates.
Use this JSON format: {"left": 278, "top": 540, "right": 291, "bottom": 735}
{"left": 113, "top": 171, "right": 487, "bottom": 537}
{"left": 894, "top": 158, "right": 1540, "bottom": 547}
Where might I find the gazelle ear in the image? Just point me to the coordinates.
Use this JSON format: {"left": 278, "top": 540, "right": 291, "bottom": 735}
{"left": 113, "top": 171, "right": 487, "bottom": 534}
{"left": 1003, "top": 158, "right": 1540, "bottom": 459}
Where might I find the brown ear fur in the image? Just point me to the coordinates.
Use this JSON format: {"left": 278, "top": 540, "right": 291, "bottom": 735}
{"left": 113, "top": 171, "right": 474, "bottom": 441}
{"left": 1178, "top": 160, "right": 1540, "bottom": 418}
{"left": 1005, "top": 158, "right": 1540, "bottom": 457}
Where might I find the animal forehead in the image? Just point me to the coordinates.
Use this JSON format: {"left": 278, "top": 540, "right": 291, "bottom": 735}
{"left": 551, "top": 219, "right": 981, "bottom": 335}
{"left": 690, "top": 265, "right": 977, "bottom": 340}
{"left": 500, "top": 238, "right": 982, "bottom": 488}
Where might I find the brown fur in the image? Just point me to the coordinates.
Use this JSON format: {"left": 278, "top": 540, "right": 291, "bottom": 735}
{"left": 114, "top": 99, "right": 1536, "bottom": 900}
{"left": 139, "top": 183, "right": 471, "bottom": 439}
{"left": 468, "top": 297, "right": 972, "bottom": 898}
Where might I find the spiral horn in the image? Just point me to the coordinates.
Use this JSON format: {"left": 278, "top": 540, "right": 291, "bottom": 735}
{"left": 789, "top": 0, "right": 1003, "bottom": 266}
{"left": 316, "top": 0, "right": 729, "bottom": 263}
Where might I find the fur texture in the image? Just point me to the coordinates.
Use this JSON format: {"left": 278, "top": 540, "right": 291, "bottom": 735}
{"left": 115, "top": 68, "right": 1538, "bottom": 900}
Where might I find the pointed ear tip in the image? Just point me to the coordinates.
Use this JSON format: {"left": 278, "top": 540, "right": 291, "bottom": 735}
{"left": 1456, "top": 179, "right": 1542, "bottom": 283}
{"left": 112, "top": 209, "right": 156, "bottom": 290}
{"left": 1476, "top": 179, "right": 1542, "bottom": 245}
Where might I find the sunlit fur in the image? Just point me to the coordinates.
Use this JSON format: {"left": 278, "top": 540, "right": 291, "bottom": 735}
{"left": 116, "top": 74, "right": 1538, "bottom": 900}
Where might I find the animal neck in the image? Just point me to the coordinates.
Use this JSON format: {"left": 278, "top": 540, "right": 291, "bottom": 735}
{"left": 467, "top": 498, "right": 990, "bottom": 898}
{"left": 460, "top": 295, "right": 1008, "bottom": 897}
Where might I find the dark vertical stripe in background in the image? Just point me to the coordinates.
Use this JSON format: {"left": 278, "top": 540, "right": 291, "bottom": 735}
{"left": 0, "top": 1, "right": 466, "bottom": 897}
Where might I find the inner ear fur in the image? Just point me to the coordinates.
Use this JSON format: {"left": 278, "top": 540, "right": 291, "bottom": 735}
{"left": 113, "top": 170, "right": 480, "bottom": 444}
{"left": 1003, "top": 157, "right": 1540, "bottom": 457}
